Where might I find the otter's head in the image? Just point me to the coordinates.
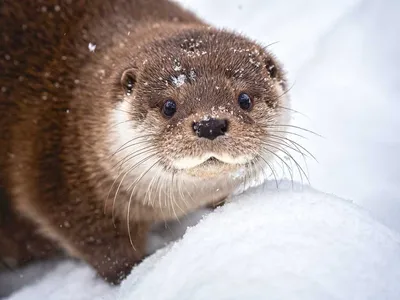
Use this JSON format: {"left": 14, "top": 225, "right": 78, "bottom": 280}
{"left": 108, "top": 27, "right": 290, "bottom": 209}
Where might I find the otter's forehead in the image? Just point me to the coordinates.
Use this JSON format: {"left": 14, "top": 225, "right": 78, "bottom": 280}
{"left": 133, "top": 29, "right": 282, "bottom": 107}
{"left": 139, "top": 29, "right": 269, "bottom": 81}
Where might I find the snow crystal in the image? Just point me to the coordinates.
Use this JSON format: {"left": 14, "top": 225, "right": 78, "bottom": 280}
{"left": 189, "top": 69, "right": 197, "bottom": 81}
{"left": 171, "top": 74, "right": 186, "bottom": 87}
{"left": 173, "top": 59, "right": 182, "bottom": 71}
{"left": 88, "top": 43, "right": 96, "bottom": 52}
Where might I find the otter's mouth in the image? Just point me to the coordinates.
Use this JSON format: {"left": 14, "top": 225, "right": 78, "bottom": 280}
{"left": 200, "top": 157, "right": 223, "bottom": 166}
{"left": 179, "top": 156, "right": 249, "bottom": 179}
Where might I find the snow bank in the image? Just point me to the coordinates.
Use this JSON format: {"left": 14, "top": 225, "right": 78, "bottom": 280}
{"left": 6, "top": 182, "right": 399, "bottom": 299}
{"left": 117, "top": 182, "right": 400, "bottom": 300}
{"left": 2, "top": 261, "right": 115, "bottom": 300}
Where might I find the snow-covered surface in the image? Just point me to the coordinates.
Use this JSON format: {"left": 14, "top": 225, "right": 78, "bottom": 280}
{"left": 4, "top": 182, "right": 400, "bottom": 300}
{"left": 119, "top": 183, "right": 400, "bottom": 300}
{"left": 2, "top": 0, "right": 400, "bottom": 298}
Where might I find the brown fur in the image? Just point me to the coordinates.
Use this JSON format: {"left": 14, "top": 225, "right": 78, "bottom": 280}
{"left": 0, "top": 0, "right": 289, "bottom": 284}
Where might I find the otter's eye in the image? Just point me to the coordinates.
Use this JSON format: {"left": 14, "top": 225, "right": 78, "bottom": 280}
{"left": 238, "top": 92, "right": 252, "bottom": 111}
{"left": 162, "top": 99, "right": 177, "bottom": 118}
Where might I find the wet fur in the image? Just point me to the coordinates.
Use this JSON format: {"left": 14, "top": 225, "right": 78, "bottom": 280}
{"left": 0, "top": 0, "right": 289, "bottom": 283}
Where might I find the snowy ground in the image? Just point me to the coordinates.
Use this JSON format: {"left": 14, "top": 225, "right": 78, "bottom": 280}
{"left": 2, "top": 0, "right": 400, "bottom": 298}
{"left": 4, "top": 183, "right": 400, "bottom": 300}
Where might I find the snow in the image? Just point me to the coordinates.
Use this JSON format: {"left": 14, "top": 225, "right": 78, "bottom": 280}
{"left": 2, "top": 0, "right": 400, "bottom": 298}
{"left": 118, "top": 182, "right": 400, "bottom": 300}
{"left": 171, "top": 74, "right": 187, "bottom": 87}
{"left": 3, "top": 182, "right": 400, "bottom": 300}
{"left": 88, "top": 43, "right": 97, "bottom": 52}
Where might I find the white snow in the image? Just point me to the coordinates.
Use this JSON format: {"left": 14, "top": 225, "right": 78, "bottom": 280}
{"left": 2, "top": 0, "right": 400, "bottom": 298}
{"left": 118, "top": 182, "right": 400, "bottom": 300}
{"left": 3, "top": 182, "right": 400, "bottom": 300}
{"left": 88, "top": 42, "right": 97, "bottom": 52}
{"left": 171, "top": 74, "right": 187, "bottom": 87}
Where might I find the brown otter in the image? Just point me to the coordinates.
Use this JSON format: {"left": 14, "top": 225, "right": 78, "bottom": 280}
{"left": 0, "top": 0, "right": 290, "bottom": 284}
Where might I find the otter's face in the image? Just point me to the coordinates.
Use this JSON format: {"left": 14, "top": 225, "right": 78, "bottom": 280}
{"left": 111, "top": 29, "right": 290, "bottom": 192}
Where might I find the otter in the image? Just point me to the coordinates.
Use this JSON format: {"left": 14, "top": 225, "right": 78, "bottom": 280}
{"left": 0, "top": 0, "right": 290, "bottom": 284}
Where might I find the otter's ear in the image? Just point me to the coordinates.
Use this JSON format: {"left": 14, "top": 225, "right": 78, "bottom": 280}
{"left": 121, "top": 68, "right": 137, "bottom": 95}
{"left": 264, "top": 56, "right": 278, "bottom": 79}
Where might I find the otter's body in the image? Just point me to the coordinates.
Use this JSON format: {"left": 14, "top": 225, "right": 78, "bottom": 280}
{"left": 0, "top": 0, "right": 290, "bottom": 283}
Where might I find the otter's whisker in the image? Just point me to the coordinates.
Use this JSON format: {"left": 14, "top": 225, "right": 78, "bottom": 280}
{"left": 264, "top": 129, "right": 309, "bottom": 140}
{"left": 275, "top": 105, "right": 309, "bottom": 119}
{"left": 264, "top": 137, "right": 311, "bottom": 181}
{"left": 170, "top": 174, "right": 183, "bottom": 222}
{"left": 108, "top": 119, "right": 135, "bottom": 130}
{"left": 144, "top": 168, "right": 163, "bottom": 206}
{"left": 181, "top": 178, "right": 195, "bottom": 210}
{"left": 165, "top": 171, "right": 175, "bottom": 223}
{"left": 126, "top": 157, "right": 161, "bottom": 251}
{"left": 112, "top": 146, "right": 157, "bottom": 171}
{"left": 104, "top": 147, "right": 157, "bottom": 216}
{"left": 260, "top": 148, "right": 294, "bottom": 187}
{"left": 271, "top": 80, "right": 295, "bottom": 102}
{"left": 114, "top": 108, "right": 134, "bottom": 115}
{"left": 265, "top": 124, "right": 322, "bottom": 137}
{"left": 263, "top": 143, "right": 310, "bottom": 185}
{"left": 268, "top": 134, "right": 317, "bottom": 162}
{"left": 110, "top": 134, "right": 157, "bottom": 157}
{"left": 126, "top": 158, "right": 162, "bottom": 193}
{"left": 263, "top": 143, "right": 303, "bottom": 185}
{"left": 111, "top": 137, "right": 157, "bottom": 158}
{"left": 258, "top": 154, "right": 280, "bottom": 189}
{"left": 263, "top": 139, "right": 309, "bottom": 159}
{"left": 263, "top": 40, "right": 280, "bottom": 50}
{"left": 111, "top": 152, "right": 159, "bottom": 225}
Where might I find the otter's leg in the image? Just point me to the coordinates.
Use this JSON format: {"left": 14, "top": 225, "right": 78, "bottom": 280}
{"left": 42, "top": 210, "right": 150, "bottom": 285}
{"left": 85, "top": 221, "right": 150, "bottom": 284}
{"left": 0, "top": 190, "right": 59, "bottom": 271}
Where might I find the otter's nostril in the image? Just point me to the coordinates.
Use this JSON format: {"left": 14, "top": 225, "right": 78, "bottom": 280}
{"left": 220, "top": 120, "right": 228, "bottom": 133}
{"left": 192, "top": 118, "right": 228, "bottom": 140}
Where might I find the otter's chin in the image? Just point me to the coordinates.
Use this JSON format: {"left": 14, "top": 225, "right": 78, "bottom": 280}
{"left": 183, "top": 158, "right": 245, "bottom": 179}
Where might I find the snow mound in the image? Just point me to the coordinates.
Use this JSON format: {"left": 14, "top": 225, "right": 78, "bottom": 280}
{"left": 4, "top": 182, "right": 400, "bottom": 300}
{"left": 117, "top": 182, "right": 400, "bottom": 300}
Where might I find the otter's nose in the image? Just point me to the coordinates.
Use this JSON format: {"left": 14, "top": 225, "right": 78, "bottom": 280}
{"left": 192, "top": 118, "right": 228, "bottom": 140}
